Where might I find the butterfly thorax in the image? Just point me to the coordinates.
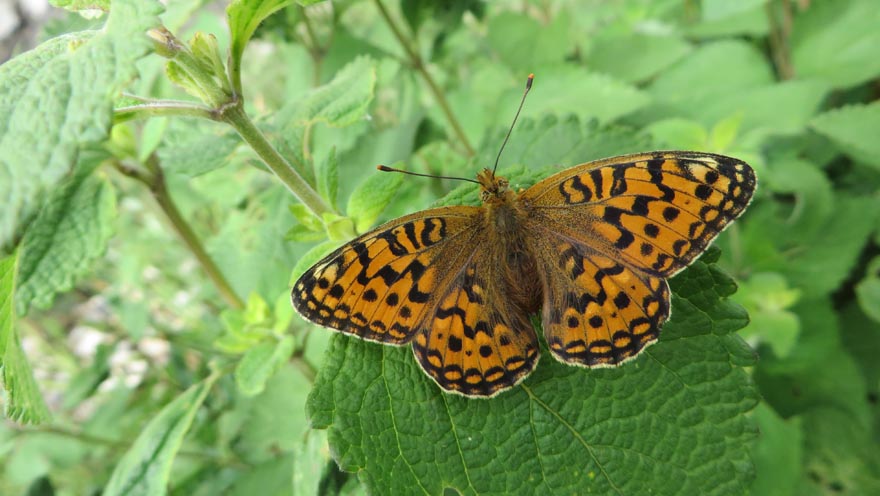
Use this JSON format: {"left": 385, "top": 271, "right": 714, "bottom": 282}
{"left": 476, "top": 168, "right": 542, "bottom": 313}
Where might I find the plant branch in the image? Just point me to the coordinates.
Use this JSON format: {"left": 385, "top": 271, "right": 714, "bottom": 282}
{"left": 22, "top": 425, "right": 251, "bottom": 468}
{"left": 222, "top": 103, "right": 333, "bottom": 217}
{"left": 372, "top": 0, "right": 475, "bottom": 157}
{"left": 113, "top": 158, "right": 245, "bottom": 310}
{"left": 766, "top": 0, "right": 795, "bottom": 80}
{"left": 114, "top": 100, "right": 217, "bottom": 124}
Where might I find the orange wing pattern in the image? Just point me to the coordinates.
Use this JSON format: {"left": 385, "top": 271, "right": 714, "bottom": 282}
{"left": 292, "top": 208, "right": 479, "bottom": 344}
{"left": 528, "top": 232, "right": 669, "bottom": 366}
{"left": 411, "top": 251, "right": 540, "bottom": 397}
{"left": 292, "top": 206, "right": 540, "bottom": 397}
{"left": 294, "top": 150, "right": 756, "bottom": 396}
{"left": 522, "top": 151, "right": 756, "bottom": 277}
{"left": 521, "top": 151, "right": 755, "bottom": 366}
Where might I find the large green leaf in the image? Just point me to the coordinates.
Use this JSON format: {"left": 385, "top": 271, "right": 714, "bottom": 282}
{"left": 0, "top": 252, "right": 16, "bottom": 360}
{"left": 790, "top": 0, "right": 880, "bottom": 88}
{"left": 0, "top": 0, "right": 161, "bottom": 251}
{"left": 810, "top": 101, "right": 880, "bottom": 169}
{"left": 1, "top": 251, "right": 51, "bottom": 425}
{"left": 15, "top": 150, "right": 116, "bottom": 316}
{"left": 307, "top": 254, "right": 757, "bottom": 494}
{"left": 103, "top": 372, "right": 220, "bottom": 496}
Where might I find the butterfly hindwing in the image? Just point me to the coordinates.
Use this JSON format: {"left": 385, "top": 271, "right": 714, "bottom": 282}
{"left": 411, "top": 250, "right": 540, "bottom": 397}
{"left": 292, "top": 207, "right": 480, "bottom": 344}
{"left": 526, "top": 231, "right": 669, "bottom": 366}
{"left": 521, "top": 151, "right": 756, "bottom": 277}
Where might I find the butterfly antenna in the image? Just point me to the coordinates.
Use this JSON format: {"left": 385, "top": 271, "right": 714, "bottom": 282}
{"left": 493, "top": 73, "right": 534, "bottom": 174}
{"left": 377, "top": 165, "right": 480, "bottom": 184}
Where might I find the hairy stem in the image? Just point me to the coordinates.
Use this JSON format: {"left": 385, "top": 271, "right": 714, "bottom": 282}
{"left": 222, "top": 103, "right": 333, "bottom": 217}
{"left": 114, "top": 100, "right": 217, "bottom": 124}
{"left": 113, "top": 158, "right": 245, "bottom": 310}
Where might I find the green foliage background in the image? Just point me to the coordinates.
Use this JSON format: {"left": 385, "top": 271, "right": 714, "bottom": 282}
{"left": 1, "top": 0, "right": 879, "bottom": 494}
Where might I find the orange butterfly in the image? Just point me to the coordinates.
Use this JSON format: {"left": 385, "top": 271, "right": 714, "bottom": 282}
{"left": 291, "top": 76, "right": 756, "bottom": 397}
{"left": 292, "top": 150, "right": 756, "bottom": 397}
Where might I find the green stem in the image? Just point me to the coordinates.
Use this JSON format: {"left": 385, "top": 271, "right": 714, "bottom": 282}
{"left": 24, "top": 425, "right": 250, "bottom": 468}
{"left": 114, "top": 100, "right": 217, "bottom": 124}
{"left": 222, "top": 103, "right": 333, "bottom": 217}
{"left": 113, "top": 158, "right": 245, "bottom": 310}
{"left": 372, "top": 0, "right": 475, "bottom": 157}
{"left": 766, "top": 0, "right": 794, "bottom": 80}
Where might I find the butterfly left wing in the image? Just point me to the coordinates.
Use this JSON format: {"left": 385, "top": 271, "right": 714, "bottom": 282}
{"left": 292, "top": 207, "right": 482, "bottom": 344}
{"left": 410, "top": 247, "right": 541, "bottom": 397}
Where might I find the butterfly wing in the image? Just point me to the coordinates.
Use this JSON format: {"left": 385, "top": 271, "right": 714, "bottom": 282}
{"left": 521, "top": 151, "right": 755, "bottom": 366}
{"left": 527, "top": 232, "right": 670, "bottom": 366}
{"left": 292, "top": 205, "right": 540, "bottom": 397}
{"left": 411, "top": 246, "right": 540, "bottom": 397}
{"left": 521, "top": 151, "right": 756, "bottom": 277}
{"left": 292, "top": 207, "right": 482, "bottom": 344}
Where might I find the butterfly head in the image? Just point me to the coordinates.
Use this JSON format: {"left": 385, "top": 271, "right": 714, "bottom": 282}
{"left": 477, "top": 168, "right": 513, "bottom": 205}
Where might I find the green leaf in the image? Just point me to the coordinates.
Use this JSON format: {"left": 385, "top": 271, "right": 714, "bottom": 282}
{"left": 2, "top": 337, "right": 52, "bottom": 425}
{"left": 798, "top": 407, "right": 880, "bottom": 494}
{"left": 507, "top": 67, "right": 650, "bottom": 124}
{"left": 50, "top": 0, "right": 110, "bottom": 12}
{"left": 307, "top": 258, "right": 757, "bottom": 494}
{"left": 292, "top": 429, "right": 332, "bottom": 496}
{"left": 810, "top": 101, "right": 880, "bottom": 169}
{"left": 282, "top": 56, "right": 377, "bottom": 129}
{"left": 235, "top": 336, "right": 295, "bottom": 396}
{"left": 588, "top": 32, "right": 692, "bottom": 84}
{"left": 648, "top": 40, "right": 773, "bottom": 104}
{"left": 645, "top": 118, "right": 709, "bottom": 150}
{"left": 103, "top": 371, "right": 220, "bottom": 496}
{"left": 346, "top": 169, "right": 404, "bottom": 233}
{"left": 62, "top": 343, "right": 112, "bottom": 410}
{"left": 317, "top": 147, "right": 339, "bottom": 208}
{"left": 1, "top": 250, "right": 51, "bottom": 425}
{"left": 157, "top": 122, "right": 241, "bottom": 177}
{"left": 791, "top": 0, "right": 880, "bottom": 88}
{"left": 750, "top": 404, "right": 803, "bottom": 496}
{"left": 734, "top": 272, "right": 801, "bottom": 358}
{"left": 746, "top": 195, "right": 877, "bottom": 298}
{"left": 855, "top": 256, "right": 880, "bottom": 324}
{"left": 478, "top": 116, "right": 650, "bottom": 175}
{"left": 486, "top": 11, "right": 569, "bottom": 72}
{"left": 15, "top": 150, "right": 116, "bottom": 316}
{"left": 0, "top": 0, "right": 161, "bottom": 251}
{"left": 0, "top": 251, "right": 17, "bottom": 360}
{"left": 227, "top": 0, "right": 295, "bottom": 91}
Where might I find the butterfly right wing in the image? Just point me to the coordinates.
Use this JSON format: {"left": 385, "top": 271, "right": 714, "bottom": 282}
{"left": 292, "top": 207, "right": 481, "bottom": 344}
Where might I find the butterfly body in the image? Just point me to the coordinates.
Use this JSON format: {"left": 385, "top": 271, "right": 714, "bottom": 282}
{"left": 292, "top": 151, "right": 756, "bottom": 397}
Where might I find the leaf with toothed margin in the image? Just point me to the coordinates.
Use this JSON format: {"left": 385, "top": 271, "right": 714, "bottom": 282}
{"left": 0, "top": 0, "right": 162, "bottom": 251}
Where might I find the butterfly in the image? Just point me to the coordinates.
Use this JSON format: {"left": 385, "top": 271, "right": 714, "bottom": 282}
{"left": 291, "top": 150, "right": 756, "bottom": 397}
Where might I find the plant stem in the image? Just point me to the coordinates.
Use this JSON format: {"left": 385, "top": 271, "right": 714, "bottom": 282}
{"left": 115, "top": 100, "right": 217, "bottom": 124}
{"left": 222, "top": 103, "right": 333, "bottom": 217}
{"left": 113, "top": 158, "right": 245, "bottom": 310}
{"left": 766, "top": 0, "right": 795, "bottom": 80}
{"left": 372, "top": 0, "right": 475, "bottom": 157}
{"left": 24, "top": 425, "right": 251, "bottom": 468}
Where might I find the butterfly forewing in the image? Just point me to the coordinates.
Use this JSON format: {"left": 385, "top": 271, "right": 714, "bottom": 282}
{"left": 292, "top": 208, "right": 480, "bottom": 344}
{"left": 521, "top": 151, "right": 757, "bottom": 277}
